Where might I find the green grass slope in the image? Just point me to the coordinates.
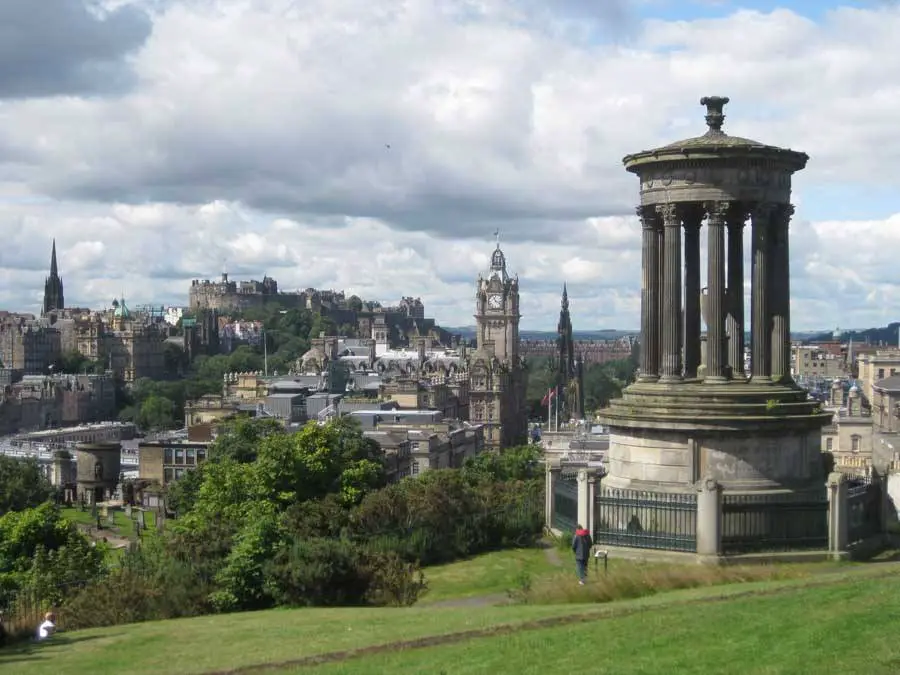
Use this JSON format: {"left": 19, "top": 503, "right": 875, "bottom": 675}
{"left": 2, "top": 553, "right": 897, "bottom": 675}
{"left": 299, "top": 569, "right": 900, "bottom": 675}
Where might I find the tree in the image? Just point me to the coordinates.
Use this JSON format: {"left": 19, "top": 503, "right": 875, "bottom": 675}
{"left": 169, "top": 417, "right": 387, "bottom": 612}
{"left": 138, "top": 395, "right": 178, "bottom": 431}
{"left": 0, "top": 503, "right": 104, "bottom": 605}
{"left": 0, "top": 456, "right": 53, "bottom": 516}
{"left": 463, "top": 445, "right": 542, "bottom": 483}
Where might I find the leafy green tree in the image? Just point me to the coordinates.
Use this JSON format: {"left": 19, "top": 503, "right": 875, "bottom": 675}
{"left": 463, "top": 445, "right": 542, "bottom": 483}
{"left": 168, "top": 417, "right": 386, "bottom": 611}
{"left": 0, "top": 456, "right": 53, "bottom": 516}
{"left": 0, "top": 503, "right": 103, "bottom": 604}
{"left": 208, "top": 417, "right": 286, "bottom": 464}
{"left": 228, "top": 345, "right": 265, "bottom": 373}
{"left": 138, "top": 395, "right": 178, "bottom": 430}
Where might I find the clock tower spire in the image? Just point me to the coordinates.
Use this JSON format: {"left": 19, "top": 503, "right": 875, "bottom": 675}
{"left": 468, "top": 240, "right": 528, "bottom": 449}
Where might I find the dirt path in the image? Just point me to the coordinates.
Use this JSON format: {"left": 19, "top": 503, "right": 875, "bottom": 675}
{"left": 543, "top": 543, "right": 564, "bottom": 567}
{"left": 425, "top": 593, "right": 510, "bottom": 609}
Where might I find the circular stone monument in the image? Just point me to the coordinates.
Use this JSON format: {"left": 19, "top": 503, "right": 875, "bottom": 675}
{"left": 76, "top": 441, "right": 122, "bottom": 504}
{"left": 599, "top": 96, "right": 831, "bottom": 497}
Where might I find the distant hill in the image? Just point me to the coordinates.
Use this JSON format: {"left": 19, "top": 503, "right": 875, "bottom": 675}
{"left": 446, "top": 327, "right": 637, "bottom": 341}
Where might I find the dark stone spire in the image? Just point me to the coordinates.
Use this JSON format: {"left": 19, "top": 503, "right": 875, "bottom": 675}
{"left": 557, "top": 283, "right": 574, "bottom": 384}
{"left": 50, "top": 238, "right": 58, "bottom": 276}
{"left": 42, "top": 239, "right": 64, "bottom": 316}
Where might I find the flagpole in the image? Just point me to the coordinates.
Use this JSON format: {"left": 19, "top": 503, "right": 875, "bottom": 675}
{"left": 547, "top": 387, "right": 552, "bottom": 431}
{"left": 554, "top": 385, "right": 559, "bottom": 433}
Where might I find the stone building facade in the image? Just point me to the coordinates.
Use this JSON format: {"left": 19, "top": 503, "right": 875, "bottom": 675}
{"left": 0, "top": 314, "right": 61, "bottom": 375}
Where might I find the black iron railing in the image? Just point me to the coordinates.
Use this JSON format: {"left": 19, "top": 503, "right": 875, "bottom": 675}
{"left": 848, "top": 478, "right": 881, "bottom": 546}
{"left": 594, "top": 489, "right": 697, "bottom": 552}
{"left": 721, "top": 492, "right": 828, "bottom": 554}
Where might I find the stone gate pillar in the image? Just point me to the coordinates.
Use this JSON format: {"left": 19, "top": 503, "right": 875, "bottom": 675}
{"left": 577, "top": 469, "right": 590, "bottom": 529}
{"left": 696, "top": 476, "right": 723, "bottom": 558}
{"left": 826, "top": 472, "right": 848, "bottom": 558}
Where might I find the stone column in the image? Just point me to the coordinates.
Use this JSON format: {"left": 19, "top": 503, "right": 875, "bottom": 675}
{"left": 658, "top": 204, "right": 683, "bottom": 382}
{"left": 657, "top": 225, "right": 665, "bottom": 377}
{"left": 750, "top": 203, "right": 774, "bottom": 382}
{"left": 683, "top": 209, "right": 702, "bottom": 379}
{"left": 726, "top": 210, "right": 746, "bottom": 378}
{"left": 638, "top": 207, "right": 660, "bottom": 381}
{"left": 705, "top": 201, "right": 728, "bottom": 382}
{"left": 770, "top": 204, "right": 794, "bottom": 383}
{"left": 696, "top": 476, "right": 722, "bottom": 558}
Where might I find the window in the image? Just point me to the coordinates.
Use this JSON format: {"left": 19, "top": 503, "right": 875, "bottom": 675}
{"left": 175, "top": 448, "right": 185, "bottom": 465}
{"left": 826, "top": 438, "right": 833, "bottom": 451}
{"left": 164, "top": 448, "right": 173, "bottom": 464}
{"left": 164, "top": 468, "right": 174, "bottom": 484}
{"left": 174, "top": 468, "right": 185, "bottom": 480}
{"left": 879, "top": 369, "right": 885, "bottom": 380}
{"left": 197, "top": 449, "right": 206, "bottom": 463}
{"left": 851, "top": 435, "right": 861, "bottom": 453}
{"left": 412, "top": 460, "right": 420, "bottom": 476}
{"left": 186, "top": 449, "right": 196, "bottom": 466}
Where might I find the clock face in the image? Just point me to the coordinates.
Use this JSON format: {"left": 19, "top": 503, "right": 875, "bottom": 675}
{"left": 487, "top": 294, "right": 503, "bottom": 310}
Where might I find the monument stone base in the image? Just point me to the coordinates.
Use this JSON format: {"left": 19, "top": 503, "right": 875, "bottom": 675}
{"left": 599, "top": 379, "right": 832, "bottom": 496}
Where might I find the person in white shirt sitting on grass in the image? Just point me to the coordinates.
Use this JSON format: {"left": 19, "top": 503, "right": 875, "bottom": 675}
{"left": 36, "top": 612, "right": 57, "bottom": 641}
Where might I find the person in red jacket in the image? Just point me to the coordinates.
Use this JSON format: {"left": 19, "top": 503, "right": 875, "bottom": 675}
{"left": 571, "top": 525, "right": 593, "bottom": 585}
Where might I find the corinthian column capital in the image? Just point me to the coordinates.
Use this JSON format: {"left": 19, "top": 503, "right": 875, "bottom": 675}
{"left": 655, "top": 203, "right": 680, "bottom": 227}
{"left": 636, "top": 205, "right": 655, "bottom": 229}
{"left": 705, "top": 200, "right": 731, "bottom": 224}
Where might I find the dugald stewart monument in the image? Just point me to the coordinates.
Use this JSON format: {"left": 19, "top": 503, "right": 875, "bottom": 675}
{"left": 599, "top": 96, "right": 832, "bottom": 498}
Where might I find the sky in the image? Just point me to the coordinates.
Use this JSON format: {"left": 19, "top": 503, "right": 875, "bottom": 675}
{"left": 1, "top": 1, "right": 900, "bottom": 332}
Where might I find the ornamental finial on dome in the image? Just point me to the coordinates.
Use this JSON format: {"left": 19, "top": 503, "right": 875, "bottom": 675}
{"left": 700, "top": 95, "right": 729, "bottom": 134}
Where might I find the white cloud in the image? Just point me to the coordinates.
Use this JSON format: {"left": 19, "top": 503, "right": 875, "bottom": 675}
{"left": 2, "top": 1, "right": 900, "bottom": 331}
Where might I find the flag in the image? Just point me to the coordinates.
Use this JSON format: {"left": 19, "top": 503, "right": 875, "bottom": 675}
{"left": 541, "top": 387, "right": 557, "bottom": 406}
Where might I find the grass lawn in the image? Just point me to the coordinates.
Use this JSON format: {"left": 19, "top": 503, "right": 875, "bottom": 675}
{"left": 297, "top": 569, "right": 900, "bottom": 675}
{"left": 419, "top": 547, "right": 561, "bottom": 604}
{"left": 3, "top": 565, "right": 899, "bottom": 675}
{"left": 0, "top": 603, "right": 609, "bottom": 675}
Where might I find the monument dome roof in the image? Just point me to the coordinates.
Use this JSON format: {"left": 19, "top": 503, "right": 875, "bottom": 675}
{"left": 623, "top": 96, "right": 808, "bottom": 172}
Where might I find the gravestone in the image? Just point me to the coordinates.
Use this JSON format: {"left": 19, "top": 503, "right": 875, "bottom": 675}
{"left": 100, "top": 504, "right": 109, "bottom": 519}
{"left": 136, "top": 510, "right": 145, "bottom": 528}
{"left": 124, "top": 504, "right": 132, "bottom": 519}
{"left": 106, "top": 511, "right": 115, "bottom": 527}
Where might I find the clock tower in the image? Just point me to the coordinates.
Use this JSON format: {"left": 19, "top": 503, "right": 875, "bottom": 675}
{"left": 468, "top": 242, "right": 528, "bottom": 449}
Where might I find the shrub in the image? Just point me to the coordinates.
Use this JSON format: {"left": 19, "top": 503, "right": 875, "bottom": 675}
{"left": 264, "top": 537, "right": 370, "bottom": 607}
{"left": 263, "top": 538, "right": 425, "bottom": 607}
{"left": 363, "top": 551, "right": 427, "bottom": 607}
{"left": 61, "top": 546, "right": 210, "bottom": 630}
{"left": 351, "top": 470, "right": 544, "bottom": 566}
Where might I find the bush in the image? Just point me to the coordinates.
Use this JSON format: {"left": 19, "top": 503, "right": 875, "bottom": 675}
{"left": 351, "top": 470, "right": 544, "bottom": 566}
{"left": 263, "top": 538, "right": 426, "bottom": 608}
{"left": 61, "top": 546, "right": 210, "bottom": 630}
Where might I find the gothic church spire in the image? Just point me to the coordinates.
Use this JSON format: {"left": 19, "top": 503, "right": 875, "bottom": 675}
{"left": 42, "top": 239, "right": 65, "bottom": 316}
